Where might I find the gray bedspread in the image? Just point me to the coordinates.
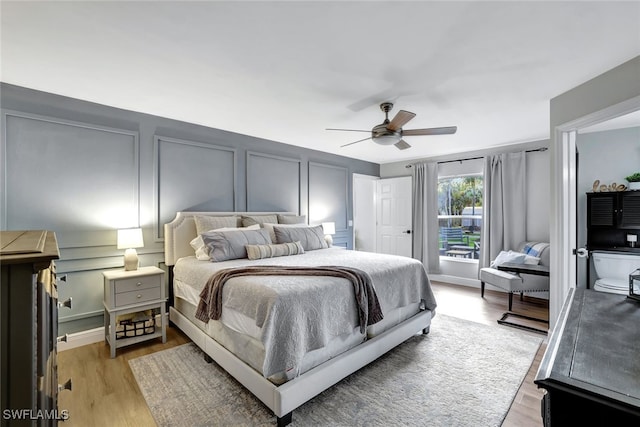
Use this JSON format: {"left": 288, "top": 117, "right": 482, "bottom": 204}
{"left": 175, "top": 248, "right": 437, "bottom": 378}
{"left": 195, "top": 265, "right": 384, "bottom": 334}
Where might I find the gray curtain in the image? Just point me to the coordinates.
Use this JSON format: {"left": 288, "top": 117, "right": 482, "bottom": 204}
{"left": 413, "top": 162, "right": 440, "bottom": 273}
{"left": 479, "top": 152, "right": 527, "bottom": 270}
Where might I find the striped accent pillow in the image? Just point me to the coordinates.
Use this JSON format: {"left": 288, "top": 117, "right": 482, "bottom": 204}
{"left": 245, "top": 241, "right": 305, "bottom": 260}
{"left": 523, "top": 242, "right": 549, "bottom": 257}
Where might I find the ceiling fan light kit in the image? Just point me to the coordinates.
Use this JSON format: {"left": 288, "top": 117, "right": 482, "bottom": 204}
{"left": 371, "top": 126, "right": 401, "bottom": 145}
{"left": 328, "top": 102, "right": 457, "bottom": 150}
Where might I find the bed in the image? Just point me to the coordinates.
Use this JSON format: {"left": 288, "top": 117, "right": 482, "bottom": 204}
{"left": 164, "top": 211, "right": 437, "bottom": 426}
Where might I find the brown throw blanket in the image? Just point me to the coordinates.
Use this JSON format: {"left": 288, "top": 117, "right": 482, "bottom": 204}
{"left": 195, "top": 265, "right": 384, "bottom": 333}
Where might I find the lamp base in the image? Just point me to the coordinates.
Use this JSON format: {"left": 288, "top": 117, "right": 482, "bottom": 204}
{"left": 324, "top": 235, "right": 333, "bottom": 247}
{"left": 123, "top": 248, "right": 139, "bottom": 271}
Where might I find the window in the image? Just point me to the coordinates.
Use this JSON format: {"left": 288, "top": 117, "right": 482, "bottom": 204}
{"left": 438, "top": 174, "right": 483, "bottom": 260}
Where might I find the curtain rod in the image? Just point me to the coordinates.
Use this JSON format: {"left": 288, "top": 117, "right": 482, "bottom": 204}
{"left": 405, "top": 147, "right": 548, "bottom": 168}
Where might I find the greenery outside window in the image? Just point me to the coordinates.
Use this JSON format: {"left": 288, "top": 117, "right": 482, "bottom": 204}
{"left": 438, "top": 174, "right": 483, "bottom": 260}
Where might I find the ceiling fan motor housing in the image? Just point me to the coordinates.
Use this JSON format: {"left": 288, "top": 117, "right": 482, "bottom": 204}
{"left": 372, "top": 123, "right": 401, "bottom": 145}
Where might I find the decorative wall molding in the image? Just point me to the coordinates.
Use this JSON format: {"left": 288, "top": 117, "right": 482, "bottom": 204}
{"left": 308, "top": 162, "right": 349, "bottom": 232}
{"left": 1, "top": 110, "right": 139, "bottom": 236}
{"left": 246, "top": 151, "right": 301, "bottom": 214}
{"left": 153, "top": 135, "right": 237, "bottom": 240}
{"left": 1, "top": 84, "right": 378, "bottom": 335}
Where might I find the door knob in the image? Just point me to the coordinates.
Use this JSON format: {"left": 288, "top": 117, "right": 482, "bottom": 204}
{"left": 402, "top": 230, "right": 412, "bottom": 234}
{"left": 575, "top": 248, "right": 588, "bottom": 258}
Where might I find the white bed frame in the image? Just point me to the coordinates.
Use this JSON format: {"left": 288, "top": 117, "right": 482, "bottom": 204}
{"left": 164, "top": 211, "right": 433, "bottom": 426}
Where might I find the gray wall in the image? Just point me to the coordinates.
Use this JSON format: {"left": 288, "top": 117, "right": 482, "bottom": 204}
{"left": 576, "top": 126, "right": 640, "bottom": 287}
{"left": 0, "top": 83, "right": 379, "bottom": 333}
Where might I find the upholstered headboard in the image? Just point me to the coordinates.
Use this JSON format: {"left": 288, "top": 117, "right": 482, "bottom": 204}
{"left": 164, "top": 211, "right": 296, "bottom": 266}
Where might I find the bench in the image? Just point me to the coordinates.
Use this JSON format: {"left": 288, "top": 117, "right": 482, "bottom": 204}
{"left": 440, "top": 227, "right": 467, "bottom": 249}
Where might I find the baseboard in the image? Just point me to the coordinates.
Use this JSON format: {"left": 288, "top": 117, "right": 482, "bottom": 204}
{"left": 430, "top": 274, "right": 550, "bottom": 300}
{"left": 430, "top": 274, "right": 481, "bottom": 288}
{"left": 57, "top": 326, "right": 104, "bottom": 352}
{"left": 58, "top": 312, "right": 168, "bottom": 352}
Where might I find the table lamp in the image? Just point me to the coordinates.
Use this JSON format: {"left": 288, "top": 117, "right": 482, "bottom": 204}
{"left": 117, "top": 228, "right": 144, "bottom": 271}
{"left": 321, "top": 222, "right": 336, "bottom": 246}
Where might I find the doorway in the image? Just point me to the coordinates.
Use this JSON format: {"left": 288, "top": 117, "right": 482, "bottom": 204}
{"left": 352, "top": 174, "right": 378, "bottom": 252}
{"left": 551, "top": 97, "right": 640, "bottom": 329}
{"left": 352, "top": 175, "right": 413, "bottom": 256}
{"left": 575, "top": 112, "right": 640, "bottom": 288}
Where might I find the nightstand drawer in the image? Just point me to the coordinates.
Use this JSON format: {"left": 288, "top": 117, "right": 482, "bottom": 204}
{"left": 115, "top": 287, "right": 161, "bottom": 307}
{"left": 114, "top": 274, "right": 161, "bottom": 294}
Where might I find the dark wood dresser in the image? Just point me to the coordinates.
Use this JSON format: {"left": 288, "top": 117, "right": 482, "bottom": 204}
{"left": 535, "top": 288, "right": 640, "bottom": 426}
{"left": 1, "top": 230, "right": 67, "bottom": 426}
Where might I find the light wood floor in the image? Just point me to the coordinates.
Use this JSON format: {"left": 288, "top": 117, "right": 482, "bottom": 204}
{"left": 58, "top": 282, "right": 547, "bottom": 426}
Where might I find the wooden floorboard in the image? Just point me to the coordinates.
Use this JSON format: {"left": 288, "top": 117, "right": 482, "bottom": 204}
{"left": 58, "top": 281, "right": 547, "bottom": 426}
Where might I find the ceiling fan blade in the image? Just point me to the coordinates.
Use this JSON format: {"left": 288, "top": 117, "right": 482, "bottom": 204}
{"left": 403, "top": 126, "right": 457, "bottom": 136}
{"left": 394, "top": 140, "right": 411, "bottom": 150}
{"left": 387, "top": 110, "right": 416, "bottom": 131}
{"left": 340, "top": 136, "right": 372, "bottom": 148}
{"left": 346, "top": 88, "right": 397, "bottom": 111}
{"left": 326, "top": 128, "right": 370, "bottom": 133}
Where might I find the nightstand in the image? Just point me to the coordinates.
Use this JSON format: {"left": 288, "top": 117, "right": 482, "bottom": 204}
{"left": 103, "top": 266, "right": 167, "bottom": 358}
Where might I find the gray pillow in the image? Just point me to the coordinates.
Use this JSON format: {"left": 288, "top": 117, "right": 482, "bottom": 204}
{"left": 201, "top": 229, "right": 272, "bottom": 262}
{"left": 241, "top": 214, "right": 279, "bottom": 227}
{"left": 263, "top": 222, "right": 309, "bottom": 243}
{"left": 277, "top": 214, "right": 307, "bottom": 224}
{"left": 273, "top": 225, "right": 328, "bottom": 251}
{"left": 194, "top": 215, "right": 238, "bottom": 235}
{"left": 245, "top": 241, "right": 305, "bottom": 260}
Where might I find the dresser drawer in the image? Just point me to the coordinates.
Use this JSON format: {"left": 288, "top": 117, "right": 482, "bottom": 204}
{"left": 114, "top": 274, "right": 161, "bottom": 294}
{"left": 115, "top": 287, "right": 162, "bottom": 307}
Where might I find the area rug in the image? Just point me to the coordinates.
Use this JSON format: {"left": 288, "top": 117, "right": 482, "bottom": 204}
{"left": 129, "top": 314, "right": 541, "bottom": 426}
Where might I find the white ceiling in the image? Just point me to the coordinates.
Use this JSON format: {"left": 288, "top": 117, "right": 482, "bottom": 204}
{"left": 1, "top": 1, "right": 639, "bottom": 164}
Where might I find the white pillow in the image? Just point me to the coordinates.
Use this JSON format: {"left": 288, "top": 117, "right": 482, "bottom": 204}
{"left": 490, "top": 250, "right": 527, "bottom": 268}
{"left": 190, "top": 224, "right": 260, "bottom": 260}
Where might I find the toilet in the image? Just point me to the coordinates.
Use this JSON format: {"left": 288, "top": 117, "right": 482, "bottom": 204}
{"left": 592, "top": 251, "right": 640, "bottom": 295}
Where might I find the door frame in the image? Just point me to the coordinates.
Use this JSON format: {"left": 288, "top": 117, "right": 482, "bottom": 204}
{"left": 550, "top": 95, "right": 640, "bottom": 329}
{"left": 352, "top": 173, "right": 379, "bottom": 251}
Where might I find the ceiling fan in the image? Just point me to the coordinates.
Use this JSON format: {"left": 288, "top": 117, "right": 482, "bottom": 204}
{"left": 327, "top": 102, "right": 457, "bottom": 150}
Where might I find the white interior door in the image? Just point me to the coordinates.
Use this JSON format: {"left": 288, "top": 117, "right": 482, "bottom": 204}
{"left": 376, "top": 176, "right": 412, "bottom": 257}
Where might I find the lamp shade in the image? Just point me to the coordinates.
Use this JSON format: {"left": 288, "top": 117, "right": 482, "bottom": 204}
{"left": 117, "top": 228, "right": 144, "bottom": 249}
{"left": 321, "top": 222, "right": 336, "bottom": 235}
